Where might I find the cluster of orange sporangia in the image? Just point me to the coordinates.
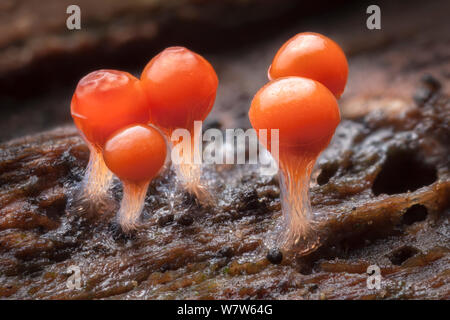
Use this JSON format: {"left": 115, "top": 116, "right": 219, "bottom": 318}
{"left": 249, "top": 32, "right": 348, "bottom": 254}
{"left": 71, "top": 47, "right": 217, "bottom": 231}
{"left": 71, "top": 33, "right": 348, "bottom": 255}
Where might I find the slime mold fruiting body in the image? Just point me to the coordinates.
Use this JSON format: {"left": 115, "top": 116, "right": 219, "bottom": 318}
{"left": 268, "top": 32, "right": 348, "bottom": 98}
{"left": 140, "top": 47, "right": 218, "bottom": 203}
{"left": 71, "top": 70, "right": 149, "bottom": 203}
{"left": 249, "top": 77, "right": 340, "bottom": 254}
{"left": 103, "top": 124, "right": 167, "bottom": 231}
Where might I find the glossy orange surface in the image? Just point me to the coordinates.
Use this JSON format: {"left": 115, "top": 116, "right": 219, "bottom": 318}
{"left": 103, "top": 125, "right": 167, "bottom": 182}
{"left": 71, "top": 70, "right": 149, "bottom": 147}
{"left": 140, "top": 47, "right": 218, "bottom": 134}
{"left": 249, "top": 77, "right": 340, "bottom": 148}
{"left": 268, "top": 32, "right": 348, "bottom": 98}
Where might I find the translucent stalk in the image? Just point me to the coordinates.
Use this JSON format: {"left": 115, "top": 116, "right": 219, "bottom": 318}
{"left": 172, "top": 134, "right": 212, "bottom": 205}
{"left": 117, "top": 180, "right": 150, "bottom": 232}
{"left": 274, "top": 145, "right": 325, "bottom": 255}
{"left": 79, "top": 144, "right": 113, "bottom": 202}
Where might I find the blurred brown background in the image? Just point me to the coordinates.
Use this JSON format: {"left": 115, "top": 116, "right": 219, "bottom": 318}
{"left": 0, "top": 0, "right": 448, "bottom": 141}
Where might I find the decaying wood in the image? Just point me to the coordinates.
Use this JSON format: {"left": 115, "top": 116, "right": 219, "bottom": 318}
{"left": 0, "top": 86, "right": 448, "bottom": 298}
